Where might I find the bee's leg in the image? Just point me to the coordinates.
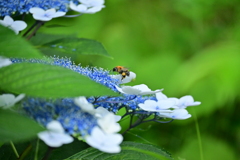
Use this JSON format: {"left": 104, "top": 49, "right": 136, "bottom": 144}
{"left": 121, "top": 75, "right": 126, "bottom": 80}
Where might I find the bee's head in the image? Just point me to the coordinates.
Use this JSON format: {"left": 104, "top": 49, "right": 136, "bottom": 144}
{"left": 113, "top": 67, "right": 117, "bottom": 72}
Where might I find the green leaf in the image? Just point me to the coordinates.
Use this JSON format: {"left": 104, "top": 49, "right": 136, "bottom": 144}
{"left": 30, "top": 33, "right": 112, "bottom": 58}
{"left": 0, "top": 25, "right": 43, "bottom": 59}
{"left": 66, "top": 141, "right": 173, "bottom": 160}
{"left": 0, "top": 63, "right": 117, "bottom": 98}
{"left": 0, "top": 109, "right": 44, "bottom": 142}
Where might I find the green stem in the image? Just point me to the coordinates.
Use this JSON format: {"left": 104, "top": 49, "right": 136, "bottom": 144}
{"left": 34, "top": 138, "right": 39, "bottom": 160}
{"left": 193, "top": 109, "right": 204, "bottom": 160}
{"left": 10, "top": 141, "right": 19, "bottom": 158}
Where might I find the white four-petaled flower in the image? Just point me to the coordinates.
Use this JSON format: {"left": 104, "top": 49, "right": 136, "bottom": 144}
{"left": 70, "top": 0, "right": 105, "bottom": 14}
{"left": 29, "top": 8, "right": 66, "bottom": 21}
{"left": 38, "top": 120, "right": 73, "bottom": 147}
{"left": 116, "top": 84, "right": 162, "bottom": 95}
{"left": 86, "top": 126, "right": 123, "bottom": 153}
{"left": 138, "top": 92, "right": 201, "bottom": 120}
{"left": 156, "top": 92, "right": 201, "bottom": 109}
{"left": 0, "top": 16, "right": 27, "bottom": 34}
{"left": 0, "top": 94, "right": 25, "bottom": 109}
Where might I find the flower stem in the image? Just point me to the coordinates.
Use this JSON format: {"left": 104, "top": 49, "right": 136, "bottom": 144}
{"left": 19, "top": 144, "right": 32, "bottom": 160}
{"left": 34, "top": 138, "right": 39, "bottom": 160}
{"left": 10, "top": 141, "right": 19, "bottom": 158}
{"left": 26, "top": 21, "right": 45, "bottom": 40}
{"left": 42, "top": 147, "right": 54, "bottom": 160}
{"left": 193, "top": 109, "right": 204, "bottom": 160}
{"left": 23, "top": 21, "right": 38, "bottom": 37}
{"left": 122, "top": 114, "right": 146, "bottom": 135}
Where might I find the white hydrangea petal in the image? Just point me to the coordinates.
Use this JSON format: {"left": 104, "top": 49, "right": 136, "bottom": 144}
{"left": 138, "top": 100, "right": 158, "bottom": 111}
{"left": 0, "top": 93, "right": 25, "bottom": 109}
{"left": 11, "top": 21, "right": 27, "bottom": 32}
{"left": 121, "top": 86, "right": 141, "bottom": 95}
{"left": 38, "top": 132, "right": 73, "bottom": 147}
{"left": 104, "top": 133, "right": 123, "bottom": 146}
{"left": 52, "top": 11, "right": 66, "bottom": 18}
{"left": 139, "top": 100, "right": 173, "bottom": 112}
{"left": 69, "top": 1, "right": 79, "bottom": 11}
{"left": 38, "top": 120, "right": 73, "bottom": 147}
{"left": 133, "top": 84, "right": 162, "bottom": 95}
{"left": 140, "top": 89, "right": 162, "bottom": 95}
{"left": 0, "top": 94, "right": 15, "bottom": 108}
{"left": 45, "top": 8, "right": 56, "bottom": 16}
{"left": 86, "top": 127, "right": 105, "bottom": 147}
{"left": 156, "top": 92, "right": 168, "bottom": 101}
{"left": 193, "top": 101, "right": 201, "bottom": 105}
{"left": 97, "top": 113, "right": 121, "bottom": 134}
{"left": 32, "top": 14, "right": 52, "bottom": 21}
{"left": 0, "top": 20, "right": 7, "bottom": 27}
{"left": 13, "top": 93, "right": 25, "bottom": 104}
{"left": 115, "top": 85, "right": 124, "bottom": 94}
{"left": 114, "top": 115, "right": 121, "bottom": 122}
{"left": 80, "top": 0, "right": 105, "bottom": 7}
{"left": 111, "top": 71, "right": 136, "bottom": 84}
{"left": 180, "top": 95, "right": 194, "bottom": 103}
{"left": 84, "top": 6, "right": 104, "bottom": 14}
{"left": 178, "top": 95, "right": 201, "bottom": 108}
{"left": 98, "top": 134, "right": 122, "bottom": 153}
{"left": 95, "top": 107, "right": 121, "bottom": 122}
{"left": 160, "top": 109, "right": 191, "bottom": 120}
{"left": 3, "top": 16, "right": 14, "bottom": 26}
{"left": 76, "top": 4, "right": 88, "bottom": 12}
{"left": 133, "top": 84, "right": 150, "bottom": 91}
{"left": 47, "top": 120, "right": 64, "bottom": 133}
{"left": 74, "top": 96, "right": 95, "bottom": 114}
{"left": 29, "top": 7, "right": 45, "bottom": 14}
{"left": 86, "top": 127, "right": 122, "bottom": 153}
{"left": 95, "top": 107, "right": 109, "bottom": 118}
{"left": 70, "top": 3, "right": 88, "bottom": 13}
{"left": 0, "top": 56, "right": 12, "bottom": 68}
{"left": 30, "top": 7, "right": 65, "bottom": 21}
{"left": 157, "top": 99, "right": 176, "bottom": 109}
{"left": 122, "top": 71, "right": 136, "bottom": 83}
{"left": 117, "top": 84, "right": 162, "bottom": 95}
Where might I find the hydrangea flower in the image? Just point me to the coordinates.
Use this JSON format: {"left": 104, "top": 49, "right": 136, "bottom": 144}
{"left": 156, "top": 92, "right": 201, "bottom": 109}
{"left": 0, "top": 16, "right": 27, "bottom": 34}
{"left": 29, "top": 7, "right": 66, "bottom": 21}
{"left": 38, "top": 120, "right": 74, "bottom": 147}
{"left": 116, "top": 84, "right": 162, "bottom": 95}
{"left": 0, "top": 94, "right": 25, "bottom": 109}
{"left": 0, "top": 0, "right": 70, "bottom": 17}
{"left": 110, "top": 71, "right": 136, "bottom": 84}
{"left": 0, "top": 56, "right": 12, "bottom": 68}
{"left": 10, "top": 57, "right": 201, "bottom": 153}
{"left": 86, "top": 126, "right": 123, "bottom": 153}
{"left": 70, "top": 0, "right": 105, "bottom": 14}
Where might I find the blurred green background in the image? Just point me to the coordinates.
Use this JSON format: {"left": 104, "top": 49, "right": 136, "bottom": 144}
{"left": 37, "top": 0, "right": 240, "bottom": 159}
